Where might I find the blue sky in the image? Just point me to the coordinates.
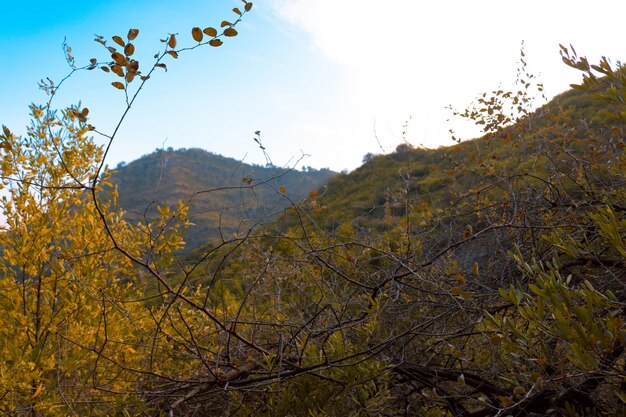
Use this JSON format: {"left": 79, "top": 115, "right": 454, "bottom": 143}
{"left": 2, "top": 0, "right": 626, "bottom": 171}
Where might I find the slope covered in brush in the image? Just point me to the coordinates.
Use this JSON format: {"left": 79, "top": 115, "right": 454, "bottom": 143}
{"left": 110, "top": 147, "right": 335, "bottom": 250}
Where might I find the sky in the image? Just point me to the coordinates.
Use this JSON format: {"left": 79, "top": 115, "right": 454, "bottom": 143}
{"left": 1, "top": 0, "right": 625, "bottom": 172}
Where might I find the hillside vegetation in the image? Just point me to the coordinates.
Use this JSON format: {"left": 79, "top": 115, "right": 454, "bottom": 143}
{"left": 291, "top": 83, "right": 623, "bottom": 234}
{"left": 110, "top": 147, "right": 334, "bottom": 250}
{"left": 0, "top": 20, "right": 623, "bottom": 417}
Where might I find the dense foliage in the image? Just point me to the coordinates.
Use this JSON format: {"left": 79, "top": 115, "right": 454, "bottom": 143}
{"left": 0, "top": 7, "right": 623, "bottom": 416}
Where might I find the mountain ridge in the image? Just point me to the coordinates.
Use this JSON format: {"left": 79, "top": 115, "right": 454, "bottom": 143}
{"left": 110, "top": 147, "right": 335, "bottom": 250}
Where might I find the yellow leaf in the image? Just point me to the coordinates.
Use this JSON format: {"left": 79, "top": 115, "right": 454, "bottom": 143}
{"left": 127, "top": 28, "right": 139, "bottom": 41}
{"left": 472, "top": 261, "right": 479, "bottom": 276}
{"left": 167, "top": 50, "right": 179, "bottom": 59}
{"left": 191, "top": 27, "right": 203, "bottom": 42}
{"left": 112, "top": 35, "right": 125, "bottom": 47}
{"left": 209, "top": 39, "right": 223, "bottom": 47}
{"left": 309, "top": 190, "right": 318, "bottom": 198}
{"left": 127, "top": 346, "right": 137, "bottom": 353}
{"left": 111, "top": 65, "right": 124, "bottom": 77}
{"left": 124, "top": 43, "right": 135, "bottom": 56}
{"left": 245, "top": 2, "right": 253, "bottom": 11}
{"left": 279, "top": 186, "right": 286, "bottom": 193}
{"left": 224, "top": 28, "right": 238, "bottom": 37}
{"left": 203, "top": 27, "right": 217, "bottom": 37}
{"left": 168, "top": 34, "right": 177, "bottom": 49}
{"left": 221, "top": 21, "right": 232, "bottom": 27}
{"left": 233, "top": 7, "right": 242, "bottom": 15}
{"left": 32, "top": 383, "right": 43, "bottom": 398}
{"left": 462, "top": 224, "right": 473, "bottom": 240}
{"left": 111, "top": 81, "right": 125, "bottom": 90}
{"left": 456, "top": 271, "right": 466, "bottom": 285}
{"left": 111, "top": 52, "right": 126, "bottom": 65}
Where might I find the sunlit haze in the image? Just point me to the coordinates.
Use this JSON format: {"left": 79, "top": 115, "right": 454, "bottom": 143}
{"left": 2, "top": 0, "right": 625, "bottom": 171}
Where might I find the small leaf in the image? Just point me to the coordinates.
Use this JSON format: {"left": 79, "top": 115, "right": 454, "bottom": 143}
{"left": 90, "top": 58, "right": 97, "bottom": 65}
{"left": 124, "top": 43, "right": 135, "bottom": 56}
{"left": 111, "top": 81, "right": 125, "bottom": 90}
{"left": 309, "top": 190, "right": 318, "bottom": 198}
{"left": 100, "top": 66, "right": 110, "bottom": 72}
{"left": 221, "top": 21, "right": 232, "bottom": 27}
{"left": 191, "top": 27, "right": 203, "bottom": 42}
{"left": 127, "top": 28, "right": 139, "bottom": 40}
{"left": 224, "top": 27, "right": 238, "bottom": 37}
{"left": 125, "top": 71, "right": 135, "bottom": 83}
{"left": 167, "top": 50, "right": 179, "bottom": 59}
{"left": 209, "top": 39, "right": 223, "bottom": 47}
{"left": 168, "top": 34, "right": 177, "bottom": 48}
{"left": 127, "top": 346, "right": 137, "bottom": 353}
{"left": 462, "top": 224, "right": 473, "bottom": 240}
{"left": 128, "top": 60, "right": 139, "bottom": 72}
{"left": 245, "top": 2, "right": 253, "bottom": 11}
{"left": 112, "top": 35, "right": 125, "bottom": 47}
{"left": 155, "top": 63, "right": 167, "bottom": 71}
{"left": 457, "top": 374, "right": 465, "bottom": 386}
{"left": 32, "top": 383, "right": 43, "bottom": 399}
{"left": 279, "top": 186, "right": 286, "bottom": 193}
{"left": 203, "top": 27, "right": 217, "bottom": 37}
{"left": 233, "top": 7, "right": 242, "bottom": 15}
{"left": 111, "top": 52, "right": 126, "bottom": 65}
{"left": 111, "top": 65, "right": 124, "bottom": 77}
{"left": 451, "top": 287, "right": 463, "bottom": 296}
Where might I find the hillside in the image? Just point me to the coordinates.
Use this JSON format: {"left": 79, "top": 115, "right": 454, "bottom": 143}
{"left": 287, "top": 84, "right": 624, "bottom": 234}
{"left": 1, "top": 45, "right": 624, "bottom": 416}
{"left": 109, "top": 147, "right": 335, "bottom": 250}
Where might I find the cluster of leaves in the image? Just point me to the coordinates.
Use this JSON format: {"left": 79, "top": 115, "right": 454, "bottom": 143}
{"left": 0, "top": 6, "right": 624, "bottom": 416}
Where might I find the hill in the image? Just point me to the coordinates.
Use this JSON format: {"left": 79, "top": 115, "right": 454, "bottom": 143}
{"left": 1, "top": 47, "right": 624, "bottom": 416}
{"left": 109, "top": 147, "right": 335, "bottom": 250}
{"left": 286, "top": 83, "right": 623, "bottom": 234}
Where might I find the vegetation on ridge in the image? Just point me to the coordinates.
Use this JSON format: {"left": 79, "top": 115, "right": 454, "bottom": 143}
{"left": 0, "top": 6, "right": 623, "bottom": 416}
{"left": 110, "top": 147, "right": 334, "bottom": 250}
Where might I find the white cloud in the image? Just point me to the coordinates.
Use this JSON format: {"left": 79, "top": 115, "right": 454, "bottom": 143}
{"left": 267, "top": 0, "right": 626, "bottom": 156}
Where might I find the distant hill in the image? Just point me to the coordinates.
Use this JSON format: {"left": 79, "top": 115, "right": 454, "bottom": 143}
{"left": 109, "top": 148, "right": 335, "bottom": 250}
